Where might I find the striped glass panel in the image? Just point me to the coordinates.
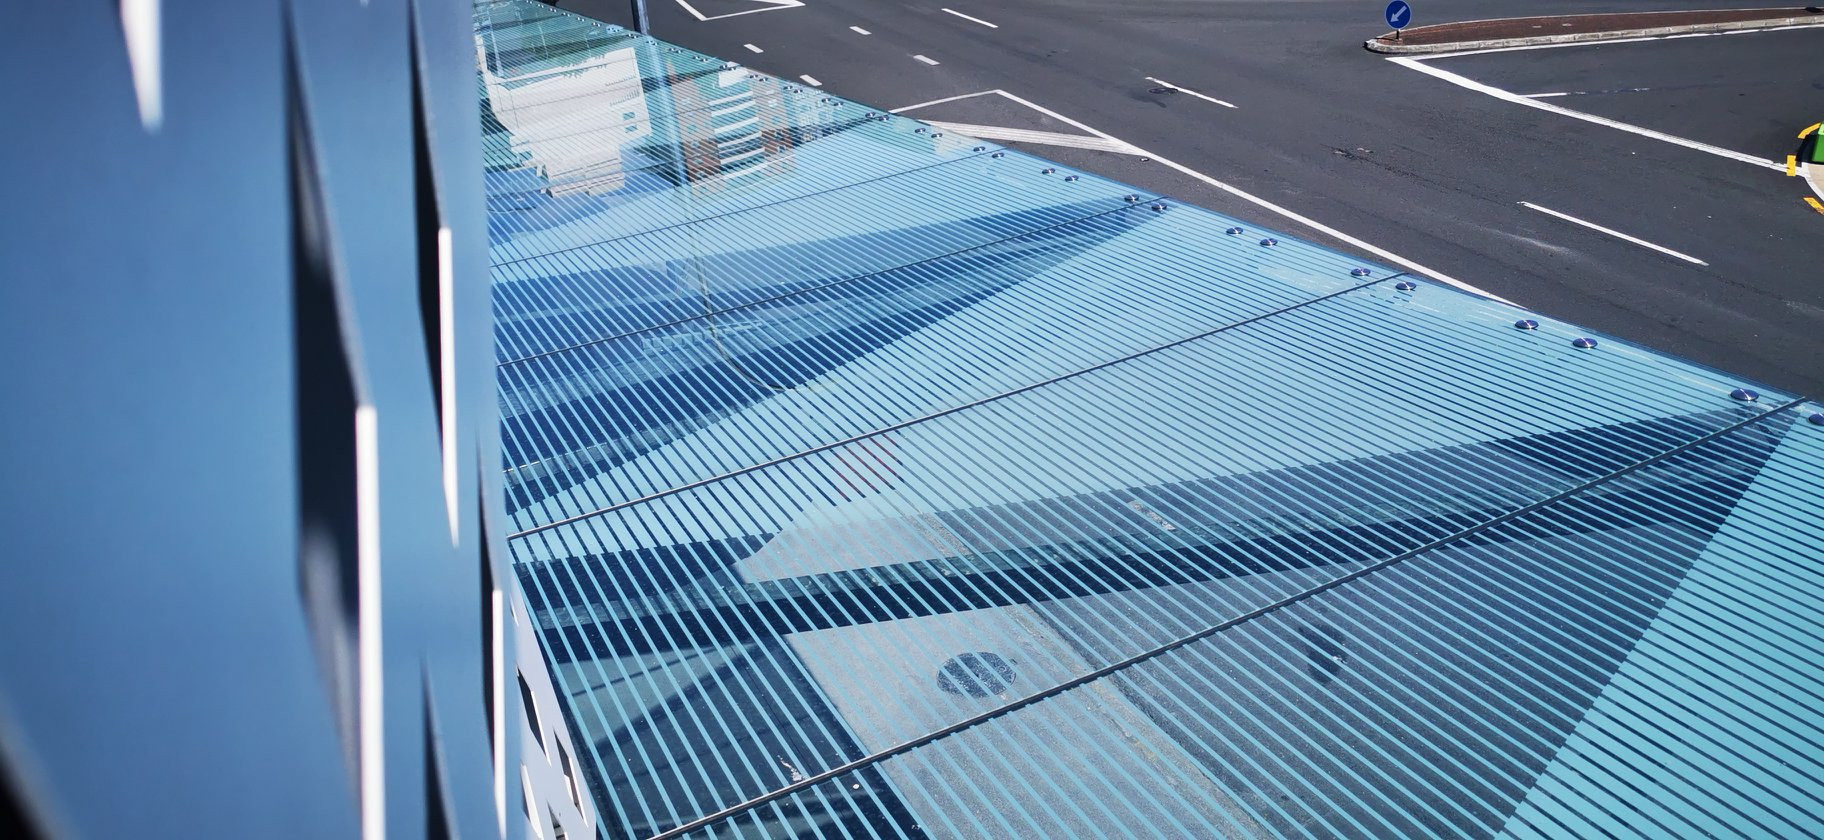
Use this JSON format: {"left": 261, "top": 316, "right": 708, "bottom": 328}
{"left": 477, "top": 2, "right": 1824, "bottom": 838}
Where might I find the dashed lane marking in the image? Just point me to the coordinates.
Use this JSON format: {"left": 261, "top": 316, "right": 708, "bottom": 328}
{"left": 1519, "top": 201, "right": 1707, "bottom": 265}
{"left": 941, "top": 8, "right": 998, "bottom": 28}
{"left": 1143, "top": 76, "right": 1236, "bottom": 108}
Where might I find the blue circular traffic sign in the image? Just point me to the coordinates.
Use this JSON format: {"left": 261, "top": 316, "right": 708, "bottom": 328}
{"left": 1386, "top": 0, "right": 1412, "bottom": 30}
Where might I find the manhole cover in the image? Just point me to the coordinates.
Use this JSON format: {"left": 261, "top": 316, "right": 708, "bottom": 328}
{"left": 937, "top": 652, "right": 1016, "bottom": 697}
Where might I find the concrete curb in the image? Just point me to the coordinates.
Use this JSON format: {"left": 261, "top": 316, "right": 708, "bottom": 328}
{"left": 1365, "top": 15, "right": 1824, "bottom": 54}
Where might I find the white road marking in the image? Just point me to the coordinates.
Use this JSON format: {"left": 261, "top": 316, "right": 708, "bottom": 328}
{"left": 799, "top": 74, "right": 822, "bottom": 86}
{"left": 1143, "top": 76, "right": 1237, "bottom": 108}
{"left": 675, "top": 0, "right": 803, "bottom": 22}
{"left": 889, "top": 89, "right": 1000, "bottom": 113}
{"left": 888, "top": 86, "right": 1507, "bottom": 300}
{"left": 1527, "top": 87, "right": 1648, "bottom": 98}
{"left": 1388, "top": 57, "right": 1782, "bottom": 172}
{"left": 1519, "top": 201, "right": 1707, "bottom": 265}
{"left": 850, "top": 26, "right": 871, "bottom": 35}
{"left": 913, "top": 54, "right": 941, "bottom": 65}
{"left": 674, "top": 0, "right": 802, "bottom": 20}
{"left": 924, "top": 121, "right": 1146, "bottom": 154}
{"left": 744, "top": 43, "right": 764, "bottom": 53}
{"left": 941, "top": 8, "right": 998, "bottom": 28}
{"left": 982, "top": 88, "right": 1509, "bottom": 302}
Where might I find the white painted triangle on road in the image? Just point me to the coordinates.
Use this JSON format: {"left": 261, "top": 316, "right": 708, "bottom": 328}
{"left": 674, "top": 0, "right": 804, "bottom": 22}
{"left": 923, "top": 121, "right": 1146, "bottom": 156}
{"left": 890, "top": 90, "right": 1145, "bottom": 156}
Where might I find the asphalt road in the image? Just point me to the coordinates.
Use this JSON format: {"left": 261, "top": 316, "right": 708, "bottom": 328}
{"left": 558, "top": 0, "right": 1824, "bottom": 398}
{"left": 1436, "top": 27, "right": 1824, "bottom": 160}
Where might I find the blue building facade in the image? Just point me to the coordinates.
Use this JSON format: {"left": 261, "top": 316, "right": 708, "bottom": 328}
{"left": 0, "top": 1, "right": 579, "bottom": 837}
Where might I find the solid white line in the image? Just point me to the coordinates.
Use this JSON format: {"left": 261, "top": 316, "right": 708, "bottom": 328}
{"left": 850, "top": 26, "right": 871, "bottom": 35}
{"left": 1388, "top": 57, "right": 1782, "bottom": 172}
{"left": 941, "top": 8, "right": 998, "bottom": 28}
{"left": 1523, "top": 92, "right": 1568, "bottom": 98}
{"left": 890, "top": 89, "right": 1000, "bottom": 113}
{"left": 800, "top": 74, "right": 822, "bottom": 86}
{"left": 744, "top": 43, "right": 764, "bottom": 53}
{"left": 1143, "top": 76, "right": 1237, "bottom": 108}
{"left": 913, "top": 54, "right": 941, "bottom": 65}
{"left": 1519, "top": 201, "right": 1707, "bottom": 265}
{"left": 986, "top": 89, "right": 1510, "bottom": 303}
{"left": 924, "top": 121, "right": 1146, "bottom": 154}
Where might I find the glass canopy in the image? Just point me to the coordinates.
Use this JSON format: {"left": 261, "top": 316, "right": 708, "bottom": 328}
{"left": 478, "top": 2, "right": 1824, "bottom": 837}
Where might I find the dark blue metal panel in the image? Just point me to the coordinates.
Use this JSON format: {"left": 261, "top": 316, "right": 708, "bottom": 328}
{"left": 0, "top": 1, "right": 523, "bottom": 838}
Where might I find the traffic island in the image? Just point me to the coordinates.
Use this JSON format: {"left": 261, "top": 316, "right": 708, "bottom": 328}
{"left": 1366, "top": 7, "right": 1824, "bottom": 54}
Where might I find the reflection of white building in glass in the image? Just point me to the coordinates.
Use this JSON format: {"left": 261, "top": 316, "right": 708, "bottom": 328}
{"left": 479, "top": 44, "right": 652, "bottom": 196}
{"left": 666, "top": 62, "right": 803, "bottom": 196}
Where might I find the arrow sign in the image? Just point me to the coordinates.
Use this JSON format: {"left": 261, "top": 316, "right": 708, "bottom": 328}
{"left": 674, "top": 0, "right": 804, "bottom": 22}
{"left": 1385, "top": 0, "right": 1412, "bottom": 30}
